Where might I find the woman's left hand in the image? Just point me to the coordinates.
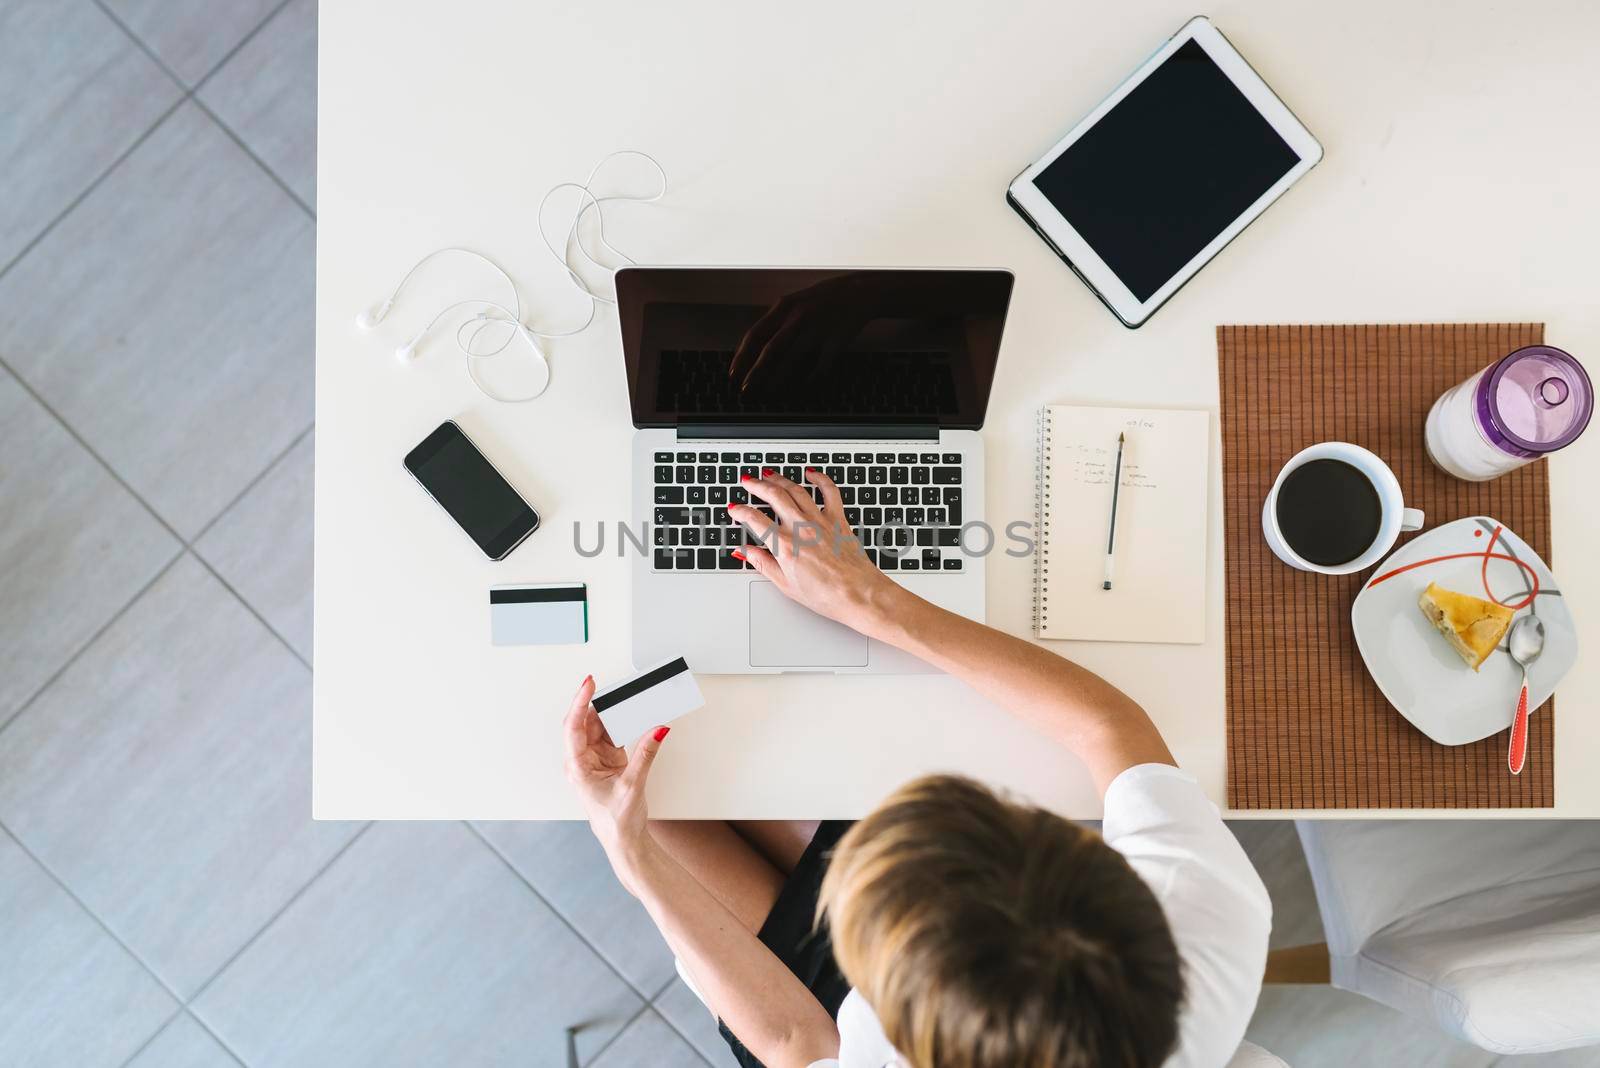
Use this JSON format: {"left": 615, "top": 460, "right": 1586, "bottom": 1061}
{"left": 562, "top": 675, "right": 669, "bottom": 877}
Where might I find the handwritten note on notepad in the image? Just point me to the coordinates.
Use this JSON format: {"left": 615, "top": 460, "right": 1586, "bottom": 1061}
{"left": 1034, "top": 406, "right": 1209, "bottom": 643}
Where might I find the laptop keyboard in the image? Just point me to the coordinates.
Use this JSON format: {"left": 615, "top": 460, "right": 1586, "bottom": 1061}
{"left": 650, "top": 449, "right": 966, "bottom": 574}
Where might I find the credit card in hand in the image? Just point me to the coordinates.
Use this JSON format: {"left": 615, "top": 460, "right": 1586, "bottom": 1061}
{"left": 591, "top": 657, "right": 703, "bottom": 745}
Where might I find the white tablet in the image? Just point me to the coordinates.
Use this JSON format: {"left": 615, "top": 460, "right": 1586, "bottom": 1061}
{"left": 1008, "top": 17, "right": 1322, "bottom": 328}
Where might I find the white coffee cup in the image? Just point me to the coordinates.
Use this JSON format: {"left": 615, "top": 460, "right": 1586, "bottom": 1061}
{"left": 1262, "top": 442, "right": 1425, "bottom": 575}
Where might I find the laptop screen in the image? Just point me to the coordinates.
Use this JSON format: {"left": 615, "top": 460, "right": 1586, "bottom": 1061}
{"left": 617, "top": 268, "right": 1013, "bottom": 429}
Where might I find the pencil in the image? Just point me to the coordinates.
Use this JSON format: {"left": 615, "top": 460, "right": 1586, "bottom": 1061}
{"left": 1103, "top": 432, "right": 1125, "bottom": 590}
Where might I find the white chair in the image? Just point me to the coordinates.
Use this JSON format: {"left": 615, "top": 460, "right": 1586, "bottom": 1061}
{"left": 1227, "top": 1040, "right": 1289, "bottom": 1067}
{"left": 1296, "top": 820, "right": 1600, "bottom": 1055}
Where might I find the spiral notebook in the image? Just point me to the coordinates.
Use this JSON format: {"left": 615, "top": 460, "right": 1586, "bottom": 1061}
{"left": 1033, "top": 405, "right": 1210, "bottom": 643}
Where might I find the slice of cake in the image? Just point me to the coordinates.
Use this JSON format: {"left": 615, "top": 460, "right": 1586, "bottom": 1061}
{"left": 1418, "top": 581, "right": 1516, "bottom": 671}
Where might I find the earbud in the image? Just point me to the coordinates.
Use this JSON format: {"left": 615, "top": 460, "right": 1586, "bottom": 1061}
{"left": 355, "top": 299, "right": 393, "bottom": 331}
{"left": 356, "top": 152, "right": 665, "bottom": 403}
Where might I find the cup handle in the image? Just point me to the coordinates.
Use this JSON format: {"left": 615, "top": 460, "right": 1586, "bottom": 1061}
{"left": 1401, "top": 507, "right": 1425, "bottom": 531}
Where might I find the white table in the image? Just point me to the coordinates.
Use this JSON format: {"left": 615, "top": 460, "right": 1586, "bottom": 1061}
{"left": 314, "top": 0, "right": 1600, "bottom": 819}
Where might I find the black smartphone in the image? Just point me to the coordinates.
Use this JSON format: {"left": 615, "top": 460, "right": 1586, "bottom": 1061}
{"left": 404, "top": 421, "right": 539, "bottom": 560}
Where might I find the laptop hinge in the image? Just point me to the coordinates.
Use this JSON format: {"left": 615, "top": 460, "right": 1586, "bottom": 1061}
{"left": 677, "top": 424, "right": 939, "bottom": 441}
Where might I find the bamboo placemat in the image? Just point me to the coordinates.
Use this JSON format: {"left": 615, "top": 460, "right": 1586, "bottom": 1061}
{"left": 1218, "top": 323, "right": 1553, "bottom": 809}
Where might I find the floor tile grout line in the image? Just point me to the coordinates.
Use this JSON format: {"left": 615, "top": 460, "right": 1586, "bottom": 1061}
{"left": 0, "top": 354, "right": 188, "bottom": 544}
{"left": 0, "top": 4, "right": 317, "bottom": 608}
{"left": 89, "top": 0, "right": 292, "bottom": 97}
{"left": 0, "top": 93, "right": 185, "bottom": 288}
{"left": 14, "top": 9, "right": 330, "bottom": 1066}
{"left": 0, "top": 5, "right": 317, "bottom": 644}
{"left": 193, "top": 0, "right": 298, "bottom": 92}
{"left": 0, "top": 0, "right": 292, "bottom": 295}
{"left": 189, "top": 551, "right": 312, "bottom": 670}
{"left": 0, "top": 738, "right": 363, "bottom": 1068}
{"left": 112, "top": 1006, "right": 186, "bottom": 1068}
{"left": 108, "top": 825, "right": 373, "bottom": 1068}
{"left": 645, "top": 964, "right": 731, "bottom": 1066}
{"left": 0, "top": 355, "right": 312, "bottom": 671}
{"left": 9, "top": 1, "right": 310, "bottom": 307}
{"left": 582, "top": 1000, "right": 655, "bottom": 1067}
{"left": 190, "top": 422, "right": 315, "bottom": 546}
{"left": 180, "top": 1006, "right": 251, "bottom": 1068}
{"left": 88, "top": 0, "right": 190, "bottom": 91}
{"left": 180, "top": 823, "right": 373, "bottom": 1025}
{"left": 112, "top": 1005, "right": 249, "bottom": 1068}
{"left": 92, "top": 0, "right": 315, "bottom": 222}
{"left": 189, "top": 94, "right": 317, "bottom": 221}
{"left": 100, "top": 0, "right": 315, "bottom": 222}
{"left": 647, "top": 974, "right": 724, "bottom": 1068}
{"left": 0, "top": 820, "right": 189, "bottom": 1006}
{"left": 643, "top": 1002, "right": 723, "bottom": 1068}
{"left": 87, "top": 0, "right": 316, "bottom": 236}
{"left": 0, "top": 548, "right": 184, "bottom": 740}
{"left": 462, "top": 821, "right": 662, "bottom": 1003}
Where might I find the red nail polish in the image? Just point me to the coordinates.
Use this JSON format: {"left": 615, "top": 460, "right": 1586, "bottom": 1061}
{"left": 582, "top": 674, "right": 592, "bottom": 686}
{"left": 806, "top": 466, "right": 817, "bottom": 473}
{"left": 763, "top": 467, "right": 776, "bottom": 476}
{"left": 740, "top": 474, "right": 750, "bottom": 482}
{"left": 653, "top": 726, "right": 670, "bottom": 742}
{"left": 730, "top": 549, "right": 746, "bottom": 561}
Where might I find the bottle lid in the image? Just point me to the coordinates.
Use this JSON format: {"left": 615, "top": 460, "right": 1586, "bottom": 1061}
{"left": 1476, "top": 345, "right": 1593, "bottom": 458}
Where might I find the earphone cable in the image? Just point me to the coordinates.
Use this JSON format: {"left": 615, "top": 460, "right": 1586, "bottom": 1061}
{"left": 358, "top": 151, "right": 667, "bottom": 403}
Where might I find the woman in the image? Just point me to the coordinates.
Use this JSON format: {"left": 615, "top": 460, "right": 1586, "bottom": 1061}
{"left": 563, "top": 469, "right": 1271, "bottom": 1068}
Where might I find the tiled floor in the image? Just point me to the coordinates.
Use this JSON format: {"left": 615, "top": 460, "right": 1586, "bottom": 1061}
{"left": 0, "top": 3, "right": 1587, "bottom": 1066}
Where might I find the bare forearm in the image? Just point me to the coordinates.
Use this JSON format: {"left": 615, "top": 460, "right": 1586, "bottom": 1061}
{"left": 726, "top": 467, "right": 1170, "bottom": 793}
{"left": 620, "top": 836, "right": 839, "bottom": 1067}
{"left": 859, "top": 583, "right": 1174, "bottom": 794}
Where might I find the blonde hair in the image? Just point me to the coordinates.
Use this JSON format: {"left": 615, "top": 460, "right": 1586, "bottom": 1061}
{"left": 818, "top": 775, "right": 1183, "bottom": 1068}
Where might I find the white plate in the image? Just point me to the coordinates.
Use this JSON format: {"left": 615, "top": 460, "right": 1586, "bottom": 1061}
{"left": 1351, "top": 516, "right": 1578, "bottom": 746}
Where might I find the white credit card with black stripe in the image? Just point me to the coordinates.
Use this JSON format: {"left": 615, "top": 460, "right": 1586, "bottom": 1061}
{"left": 490, "top": 583, "right": 588, "bottom": 646}
{"left": 591, "top": 657, "right": 703, "bottom": 745}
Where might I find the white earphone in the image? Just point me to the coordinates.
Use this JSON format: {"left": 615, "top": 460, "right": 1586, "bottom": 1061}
{"left": 355, "top": 150, "right": 667, "bottom": 403}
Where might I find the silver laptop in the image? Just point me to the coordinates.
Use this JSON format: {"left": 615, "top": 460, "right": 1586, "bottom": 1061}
{"left": 620, "top": 267, "right": 1014, "bottom": 674}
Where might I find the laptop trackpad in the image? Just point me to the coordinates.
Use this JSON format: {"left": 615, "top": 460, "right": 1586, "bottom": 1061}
{"left": 749, "top": 582, "right": 868, "bottom": 668}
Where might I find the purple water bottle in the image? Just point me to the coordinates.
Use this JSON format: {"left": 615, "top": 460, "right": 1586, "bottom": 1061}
{"left": 1425, "top": 345, "right": 1593, "bottom": 481}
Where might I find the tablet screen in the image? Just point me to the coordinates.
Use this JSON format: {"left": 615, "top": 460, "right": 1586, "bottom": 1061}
{"left": 1033, "top": 38, "right": 1302, "bottom": 302}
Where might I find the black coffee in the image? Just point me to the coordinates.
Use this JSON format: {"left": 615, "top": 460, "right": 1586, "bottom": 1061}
{"left": 1274, "top": 458, "right": 1383, "bottom": 566}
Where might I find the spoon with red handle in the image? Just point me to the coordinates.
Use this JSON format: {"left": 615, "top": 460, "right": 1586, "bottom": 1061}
{"left": 1506, "top": 614, "right": 1546, "bottom": 775}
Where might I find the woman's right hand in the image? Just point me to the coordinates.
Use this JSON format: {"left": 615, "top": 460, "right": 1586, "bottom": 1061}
{"left": 728, "top": 468, "right": 908, "bottom": 636}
